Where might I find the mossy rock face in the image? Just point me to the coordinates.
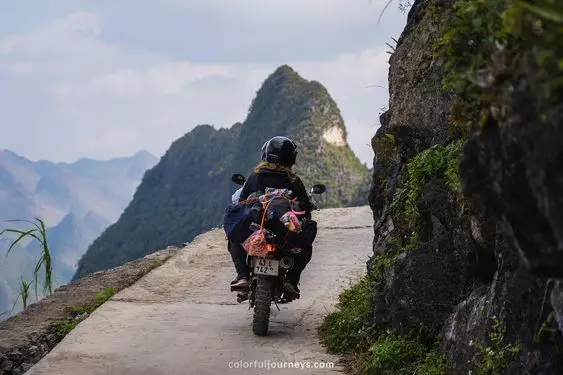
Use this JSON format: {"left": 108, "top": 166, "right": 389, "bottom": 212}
{"left": 450, "top": 1, "right": 563, "bottom": 373}
{"left": 364, "top": 0, "right": 563, "bottom": 374}
{"left": 75, "top": 65, "right": 369, "bottom": 278}
{"left": 371, "top": 178, "right": 477, "bottom": 340}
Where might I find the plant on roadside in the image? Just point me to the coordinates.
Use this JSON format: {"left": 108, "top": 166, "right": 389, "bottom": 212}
{"left": 52, "top": 286, "right": 116, "bottom": 339}
{"left": 321, "top": 276, "right": 373, "bottom": 353}
{"left": 321, "top": 267, "right": 449, "bottom": 374}
{"left": 361, "top": 334, "right": 447, "bottom": 375}
{"left": 1, "top": 218, "right": 53, "bottom": 298}
{"left": 15, "top": 278, "right": 31, "bottom": 310}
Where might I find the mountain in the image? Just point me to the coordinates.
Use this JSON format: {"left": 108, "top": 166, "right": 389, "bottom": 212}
{"left": 37, "top": 212, "right": 111, "bottom": 280}
{"left": 0, "top": 149, "right": 158, "bottom": 225}
{"left": 74, "top": 65, "right": 370, "bottom": 278}
{"left": 0, "top": 150, "right": 157, "bottom": 316}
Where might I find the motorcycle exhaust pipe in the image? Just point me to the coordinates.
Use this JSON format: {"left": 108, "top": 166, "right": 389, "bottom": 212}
{"left": 280, "top": 256, "right": 294, "bottom": 269}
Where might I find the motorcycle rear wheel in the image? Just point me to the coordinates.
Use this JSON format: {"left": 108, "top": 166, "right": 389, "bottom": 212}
{"left": 252, "top": 275, "right": 273, "bottom": 336}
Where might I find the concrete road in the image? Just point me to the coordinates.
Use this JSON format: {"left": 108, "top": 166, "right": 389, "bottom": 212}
{"left": 26, "top": 206, "right": 374, "bottom": 375}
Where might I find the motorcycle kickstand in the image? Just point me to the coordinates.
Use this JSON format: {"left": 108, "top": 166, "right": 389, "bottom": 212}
{"left": 273, "top": 299, "right": 280, "bottom": 311}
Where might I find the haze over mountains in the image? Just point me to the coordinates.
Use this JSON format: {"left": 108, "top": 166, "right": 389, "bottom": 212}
{"left": 0, "top": 150, "right": 158, "bottom": 314}
{"left": 0, "top": 149, "right": 157, "bottom": 225}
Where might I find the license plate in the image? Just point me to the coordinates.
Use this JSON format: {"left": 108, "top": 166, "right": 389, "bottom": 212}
{"left": 253, "top": 258, "right": 279, "bottom": 276}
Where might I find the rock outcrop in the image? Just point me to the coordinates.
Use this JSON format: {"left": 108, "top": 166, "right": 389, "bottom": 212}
{"left": 367, "top": 0, "right": 563, "bottom": 373}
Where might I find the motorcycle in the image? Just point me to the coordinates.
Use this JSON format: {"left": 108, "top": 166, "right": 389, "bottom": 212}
{"left": 230, "top": 173, "right": 326, "bottom": 336}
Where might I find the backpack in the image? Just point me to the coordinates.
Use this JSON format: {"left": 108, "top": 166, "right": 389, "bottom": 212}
{"left": 261, "top": 197, "right": 307, "bottom": 245}
{"left": 223, "top": 201, "right": 255, "bottom": 244}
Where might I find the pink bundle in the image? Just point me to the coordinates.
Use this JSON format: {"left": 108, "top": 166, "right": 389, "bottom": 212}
{"left": 280, "top": 209, "right": 305, "bottom": 233}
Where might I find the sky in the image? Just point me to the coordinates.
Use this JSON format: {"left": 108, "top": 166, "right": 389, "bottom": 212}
{"left": 0, "top": 1, "right": 408, "bottom": 165}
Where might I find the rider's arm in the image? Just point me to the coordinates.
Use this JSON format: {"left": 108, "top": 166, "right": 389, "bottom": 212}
{"left": 292, "top": 176, "right": 312, "bottom": 219}
{"left": 238, "top": 173, "right": 256, "bottom": 202}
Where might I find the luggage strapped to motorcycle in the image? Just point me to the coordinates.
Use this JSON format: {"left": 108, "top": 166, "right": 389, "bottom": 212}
{"left": 243, "top": 192, "right": 301, "bottom": 255}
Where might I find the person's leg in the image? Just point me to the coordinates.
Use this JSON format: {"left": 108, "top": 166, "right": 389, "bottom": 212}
{"left": 285, "top": 242, "right": 312, "bottom": 287}
{"left": 283, "top": 220, "right": 316, "bottom": 297}
{"left": 227, "top": 241, "right": 250, "bottom": 285}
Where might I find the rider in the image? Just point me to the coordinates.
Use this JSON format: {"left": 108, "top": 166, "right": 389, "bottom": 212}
{"left": 228, "top": 136, "right": 316, "bottom": 298}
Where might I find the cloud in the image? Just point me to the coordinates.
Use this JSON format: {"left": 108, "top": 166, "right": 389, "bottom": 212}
{"left": 56, "top": 62, "right": 233, "bottom": 97}
{"left": 51, "top": 12, "right": 102, "bottom": 36}
{"left": 97, "top": 0, "right": 406, "bottom": 63}
{"left": 0, "top": 4, "right": 406, "bottom": 164}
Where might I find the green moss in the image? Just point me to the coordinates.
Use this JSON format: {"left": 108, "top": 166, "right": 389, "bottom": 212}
{"left": 371, "top": 133, "right": 398, "bottom": 167}
{"left": 391, "top": 140, "right": 465, "bottom": 228}
{"left": 95, "top": 286, "right": 116, "bottom": 306}
{"left": 373, "top": 234, "right": 419, "bottom": 287}
{"left": 51, "top": 287, "right": 116, "bottom": 340}
{"left": 471, "top": 318, "right": 521, "bottom": 375}
{"left": 52, "top": 319, "right": 80, "bottom": 338}
{"left": 434, "top": 0, "right": 563, "bottom": 133}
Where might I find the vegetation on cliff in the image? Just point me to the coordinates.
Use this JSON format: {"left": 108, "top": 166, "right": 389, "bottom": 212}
{"left": 324, "top": 0, "right": 563, "bottom": 373}
{"left": 435, "top": 0, "right": 563, "bottom": 134}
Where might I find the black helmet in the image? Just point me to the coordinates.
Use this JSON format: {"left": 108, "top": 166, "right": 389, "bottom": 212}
{"left": 261, "top": 136, "right": 297, "bottom": 166}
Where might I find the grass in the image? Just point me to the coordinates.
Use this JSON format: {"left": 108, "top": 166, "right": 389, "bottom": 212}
{"left": 520, "top": 1, "right": 563, "bottom": 23}
{"left": 1, "top": 218, "right": 53, "bottom": 299}
{"left": 361, "top": 335, "right": 448, "bottom": 375}
{"left": 321, "top": 263, "right": 449, "bottom": 374}
{"left": 14, "top": 278, "right": 31, "bottom": 310}
{"left": 52, "top": 286, "right": 116, "bottom": 339}
{"left": 321, "top": 276, "right": 373, "bottom": 354}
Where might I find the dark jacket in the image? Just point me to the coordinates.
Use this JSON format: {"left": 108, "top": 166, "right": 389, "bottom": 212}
{"left": 239, "top": 168, "right": 312, "bottom": 218}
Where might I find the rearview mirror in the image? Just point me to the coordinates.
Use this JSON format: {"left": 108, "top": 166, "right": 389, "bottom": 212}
{"left": 311, "top": 184, "right": 326, "bottom": 195}
{"left": 231, "top": 174, "right": 246, "bottom": 185}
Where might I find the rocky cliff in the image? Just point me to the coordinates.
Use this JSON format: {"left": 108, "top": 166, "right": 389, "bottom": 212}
{"left": 74, "top": 65, "right": 370, "bottom": 278}
{"left": 369, "top": 0, "right": 563, "bottom": 373}
{"left": 323, "top": 0, "right": 563, "bottom": 374}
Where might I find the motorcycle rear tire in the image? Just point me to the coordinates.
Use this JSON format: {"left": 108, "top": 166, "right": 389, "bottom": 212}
{"left": 252, "top": 275, "right": 273, "bottom": 336}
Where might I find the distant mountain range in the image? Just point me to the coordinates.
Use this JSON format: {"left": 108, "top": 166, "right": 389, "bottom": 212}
{"left": 75, "top": 65, "right": 372, "bottom": 278}
{"left": 0, "top": 150, "right": 158, "bottom": 315}
{"left": 0, "top": 149, "right": 158, "bottom": 225}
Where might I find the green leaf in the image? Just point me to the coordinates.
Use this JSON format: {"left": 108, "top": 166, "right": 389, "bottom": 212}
{"left": 521, "top": 2, "right": 563, "bottom": 23}
{"left": 384, "top": 133, "right": 396, "bottom": 145}
{"left": 0, "top": 228, "right": 39, "bottom": 254}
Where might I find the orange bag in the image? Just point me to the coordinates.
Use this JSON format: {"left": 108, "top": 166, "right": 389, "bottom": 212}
{"left": 242, "top": 228, "right": 269, "bottom": 257}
